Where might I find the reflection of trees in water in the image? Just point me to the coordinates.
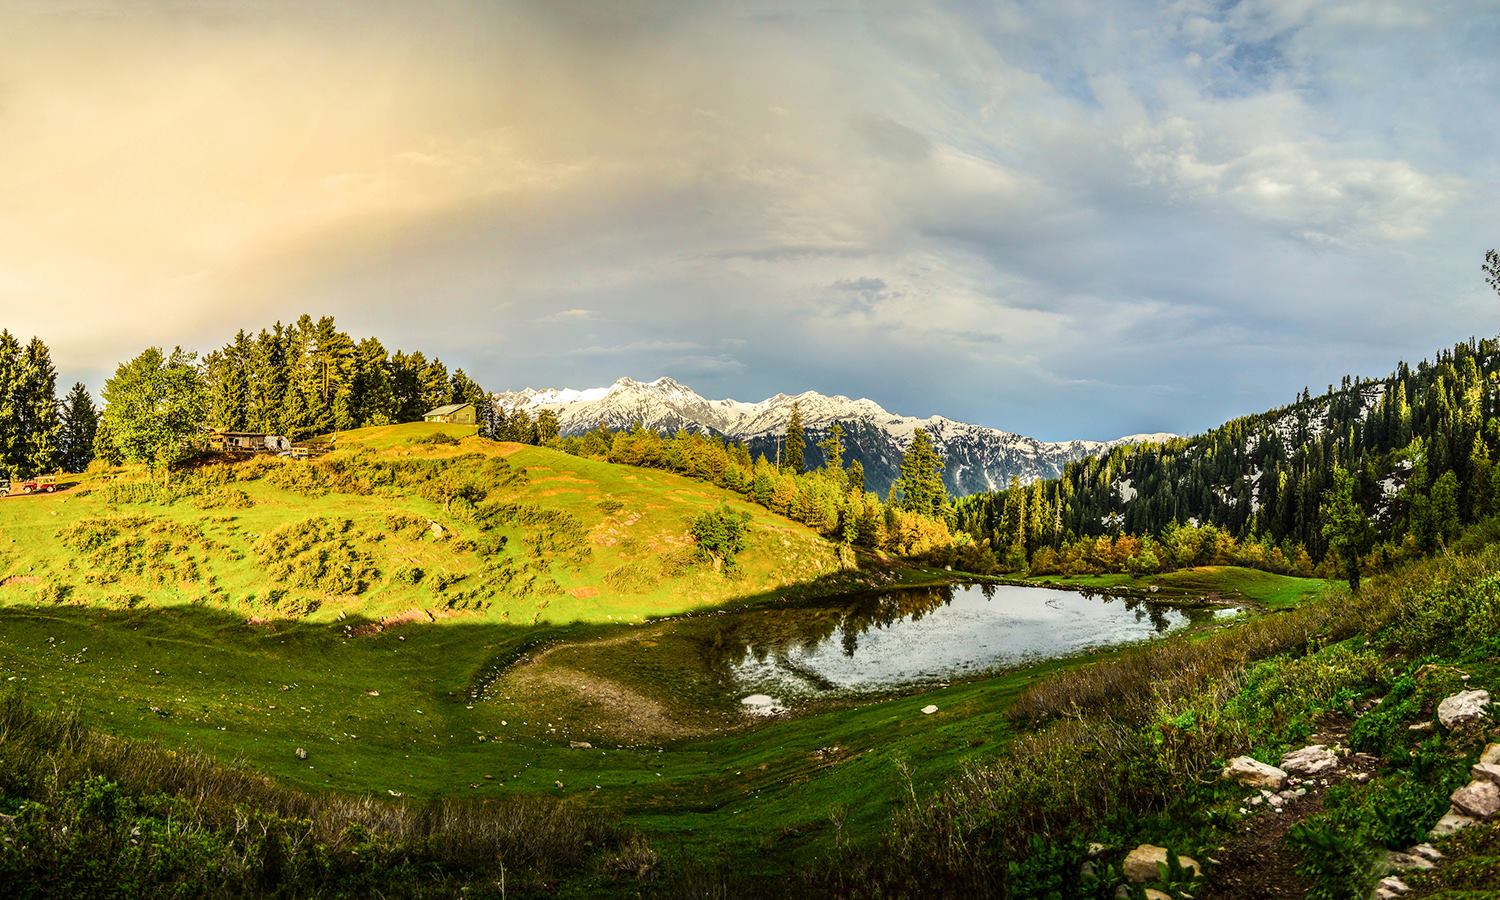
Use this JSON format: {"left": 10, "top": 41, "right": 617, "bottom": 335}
{"left": 1076, "top": 589, "right": 1173, "bottom": 634}
{"left": 699, "top": 585, "right": 957, "bottom": 671}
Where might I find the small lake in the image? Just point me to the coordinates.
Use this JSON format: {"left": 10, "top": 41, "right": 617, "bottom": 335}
{"left": 718, "top": 583, "right": 1235, "bottom": 703}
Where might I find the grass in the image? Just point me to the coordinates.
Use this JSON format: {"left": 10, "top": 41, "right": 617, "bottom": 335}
{"left": 1025, "top": 565, "right": 1328, "bottom": 608}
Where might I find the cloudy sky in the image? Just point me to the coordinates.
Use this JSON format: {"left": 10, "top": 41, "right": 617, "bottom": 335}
{"left": 0, "top": 1, "right": 1496, "bottom": 440}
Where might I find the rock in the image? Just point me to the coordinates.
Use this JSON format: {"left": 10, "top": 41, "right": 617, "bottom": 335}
{"left": 1450, "top": 780, "right": 1500, "bottom": 819}
{"left": 921, "top": 704, "right": 939, "bottom": 715}
{"left": 1222, "top": 756, "right": 1288, "bottom": 790}
{"left": 1407, "top": 721, "right": 1435, "bottom": 732}
{"left": 1280, "top": 744, "right": 1339, "bottom": 777}
{"left": 569, "top": 741, "right": 593, "bottom": 750}
{"left": 1145, "top": 890, "right": 1171, "bottom": 900}
{"left": 1472, "top": 762, "right": 1500, "bottom": 785}
{"left": 427, "top": 521, "right": 445, "bottom": 538}
{"left": 1481, "top": 743, "right": 1500, "bottom": 765}
{"left": 1086, "top": 842, "right": 1107, "bottom": 858}
{"left": 1437, "top": 690, "right": 1490, "bottom": 729}
{"left": 740, "top": 694, "right": 781, "bottom": 717}
{"left": 295, "top": 747, "right": 308, "bottom": 760}
{"left": 554, "top": 780, "right": 564, "bottom": 789}
{"left": 1123, "top": 844, "right": 1199, "bottom": 883}
{"left": 1384, "top": 849, "right": 1436, "bottom": 871}
{"left": 1375, "top": 876, "right": 1412, "bottom": 899}
{"left": 1430, "top": 809, "right": 1478, "bottom": 837}
{"left": 1411, "top": 843, "right": 1443, "bottom": 862}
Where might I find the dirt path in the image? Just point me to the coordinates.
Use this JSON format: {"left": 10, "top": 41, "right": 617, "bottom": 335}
{"left": 1204, "top": 720, "right": 1378, "bottom": 899}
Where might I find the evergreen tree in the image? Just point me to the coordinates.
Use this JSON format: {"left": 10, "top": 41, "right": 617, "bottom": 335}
{"left": 16, "top": 337, "right": 61, "bottom": 477}
{"left": 58, "top": 383, "right": 98, "bottom": 472}
{"left": 0, "top": 330, "right": 18, "bottom": 476}
{"left": 817, "top": 423, "right": 845, "bottom": 472}
{"left": 784, "top": 402, "right": 805, "bottom": 474}
{"left": 535, "top": 409, "right": 561, "bottom": 444}
{"left": 896, "top": 428, "right": 947, "bottom": 519}
{"left": 419, "top": 358, "right": 451, "bottom": 414}
{"left": 351, "top": 337, "right": 397, "bottom": 426}
{"left": 1485, "top": 249, "right": 1499, "bottom": 296}
{"left": 1320, "top": 467, "right": 1374, "bottom": 592}
{"left": 846, "top": 458, "right": 865, "bottom": 493}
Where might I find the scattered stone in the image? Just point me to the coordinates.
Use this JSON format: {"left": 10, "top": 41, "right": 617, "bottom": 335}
{"left": 1123, "top": 844, "right": 1199, "bottom": 883}
{"left": 554, "top": 780, "right": 564, "bottom": 789}
{"left": 1079, "top": 860, "right": 1097, "bottom": 881}
{"left": 1086, "top": 842, "right": 1107, "bottom": 858}
{"left": 1472, "top": 762, "right": 1500, "bottom": 786}
{"left": 1375, "top": 876, "right": 1412, "bottom": 899}
{"left": 1411, "top": 843, "right": 1443, "bottom": 862}
{"left": 740, "top": 694, "right": 782, "bottom": 717}
{"left": 1482, "top": 743, "right": 1500, "bottom": 766}
{"left": 1222, "top": 756, "right": 1288, "bottom": 790}
{"left": 1437, "top": 690, "right": 1491, "bottom": 730}
{"left": 1354, "top": 772, "right": 1372, "bottom": 784}
{"left": 427, "top": 521, "right": 445, "bottom": 538}
{"left": 148, "top": 705, "right": 169, "bottom": 717}
{"left": 569, "top": 741, "right": 593, "bottom": 750}
{"left": 1450, "top": 780, "right": 1500, "bottom": 819}
{"left": 1430, "top": 809, "right": 1478, "bottom": 837}
{"left": 1408, "top": 721, "right": 1435, "bottom": 733}
{"left": 295, "top": 747, "right": 308, "bottom": 760}
{"left": 921, "top": 704, "right": 939, "bottom": 715}
{"left": 1144, "top": 890, "right": 1171, "bottom": 900}
{"left": 1384, "top": 849, "right": 1436, "bottom": 871}
{"left": 1280, "top": 744, "right": 1339, "bottom": 776}
{"left": 365, "top": 689, "right": 379, "bottom": 697}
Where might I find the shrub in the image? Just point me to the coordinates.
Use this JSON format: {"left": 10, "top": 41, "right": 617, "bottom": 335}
{"left": 689, "top": 504, "right": 750, "bottom": 573}
{"left": 255, "top": 518, "right": 377, "bottom": 595}
{"left": 393, "top": 565, "right": 425, "bottom": 586}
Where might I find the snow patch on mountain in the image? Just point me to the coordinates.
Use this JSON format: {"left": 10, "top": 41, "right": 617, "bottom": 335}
{"left": 492, "top": 377, "right": 1178, "bottom": 496}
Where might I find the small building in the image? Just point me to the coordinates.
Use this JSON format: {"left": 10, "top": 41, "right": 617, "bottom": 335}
{"left": 207, "top": 430, "right": 291, "bottom": 453}
{"left": 423, "top": 403, "right": 476, "bottom": 425}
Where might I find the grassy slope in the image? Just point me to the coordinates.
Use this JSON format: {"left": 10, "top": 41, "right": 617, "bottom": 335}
{"left": 1027, "top": 565, "right": 1328, "bottom": 608}
{"left": 0, "top": 425, "right": 840, "bottom": 625}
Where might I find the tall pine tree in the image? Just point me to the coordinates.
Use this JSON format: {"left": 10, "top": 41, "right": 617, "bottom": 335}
{"left": 784, "top": 401, "right": 805, "bottom": 474}
{"left": 58, "top": 383, "right": 98, "bottom": 472}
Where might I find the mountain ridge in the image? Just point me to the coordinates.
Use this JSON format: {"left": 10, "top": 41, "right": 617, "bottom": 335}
{"left": 492, "top": 376, "right": 1177, "bottom": 496}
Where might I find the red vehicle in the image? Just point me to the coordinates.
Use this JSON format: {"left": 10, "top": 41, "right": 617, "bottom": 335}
{"left": 1, "top": 475, "right": 59, "bottom": 496}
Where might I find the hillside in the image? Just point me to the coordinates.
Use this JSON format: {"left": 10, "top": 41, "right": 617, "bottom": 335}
{"left": 0, "top": 423, "right": 846, "bottom": 626}
{"left": 493, "top": 376, "right": 1174, "bottom": 496}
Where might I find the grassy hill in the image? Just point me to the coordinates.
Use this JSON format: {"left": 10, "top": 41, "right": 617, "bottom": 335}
{"left": 0, "top": 423, "right": 843, "bottom": 626}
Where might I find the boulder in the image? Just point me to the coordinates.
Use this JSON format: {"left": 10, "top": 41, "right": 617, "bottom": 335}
{"left": 1123, "top": 844, "right": 1199, "bottom": 883}
{"left": 1437, "top": 690, "right": 1490, "bottom": 729}
{"left": 1472, "top": 762, "right": 1500, "bottom": 786}
{"left": 1481, "top": 743, "right": 1500, "bottom": 766}
{"left": 1384, "top": 849, "right": 1435, "bottom": 871}
{"left": 1375, "top": 877, "right": 1411, "bottom": 899}
{"left": 1145, "top": 890, "right": 1171, "bottom": 900}
{"left": 1450, "top": 780, "right": 1500, "bottom": 819}
{"left": 1222, "top": 756, "right": 1287, "bottom": 790}
{"left": 1280, "top": 744, "right": 1339, "bottom": 777}
{"left": 1429, "top": 810, "right": 1478, "bottom": 838}
{"left": 921, "top": 704, "right": 939, "bottom": 715}
{"left": 1410, "top": 843, "right": 1443, "bottom": 862}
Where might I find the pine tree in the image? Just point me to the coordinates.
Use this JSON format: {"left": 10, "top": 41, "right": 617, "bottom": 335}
{"left": 0, "top": 330, "right": 23, "bottom": 476}
{"left": 784, "top": 402, "right": 805, "bottom": 474}
{"left": 846, "top": 458, "right": 865, "bottom": 493}
{"left": 1320, "top": 467, "right": 1374, "bottom": 592}
{"left": 58, "top": 383, "right": 98, "bottom": 472}
{"left": 17, "top": 337, "right": 61, "bottom": 477}
{"left": 351, "top": 337, "right": 397, "bottom": 426}
{"left": 817, "top": 423, "right": 845, "bottom": 472}
{"left": 896, "top": 428, "right": 947, "bottom": 518}
{"left": 1485, "top": 249, "right": 1499, "bottom": 296}
{"left": 535, "top": 409, "right": 561, "bottom": 443}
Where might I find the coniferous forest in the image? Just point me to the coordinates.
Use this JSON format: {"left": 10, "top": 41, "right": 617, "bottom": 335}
{"left": 956, "top": 329, "right": 1500, "bottom": 584}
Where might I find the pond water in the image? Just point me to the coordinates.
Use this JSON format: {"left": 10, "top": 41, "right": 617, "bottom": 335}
{"left": 719, "top": 583, "right": 1235, "bottom": 701}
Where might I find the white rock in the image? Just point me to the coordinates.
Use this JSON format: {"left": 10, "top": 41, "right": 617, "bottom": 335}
{"left": 1145, "top": 890, "right": 1171, "bottom": 900}
{"left": 1222, "top": 756, "right": 1287, "bottom": 790}
{"left": 1384, "top": 849, "right": 1435, "bottom": 871}
{"left": 1375, "top": 876, "right": 1412, "bottom": 899}
{"left": 1451, "top": 780, "right": 1500, "bottom": 819}
{"left": 1410, "top": 843, "right": 1443, "bottom": 862}
{"left": 1280, "top": 744, "right": 1339, "bottom": 776}
{"left": 921, "top": 704, "right": 939, "bottom": 715}
{"left": 1437, "top": 690, "right": 1491, "bottom": 729}
{"left": 1480, "top": 743, "right": 1500, "bottom": 765}
{"left": 1430, "top": 809, "right": 1478, "bottom": 837}
{"left": 740, "top": 694, "right": 782, "bottom": 717}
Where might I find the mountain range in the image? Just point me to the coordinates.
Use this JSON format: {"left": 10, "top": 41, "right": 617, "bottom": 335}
{"left": 491, "top": 377, "right": 1175, "bottom": 496}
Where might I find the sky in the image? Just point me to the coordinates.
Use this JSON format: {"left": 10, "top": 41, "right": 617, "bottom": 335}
{"left": 0, "top": 1, "right": 1497, "bottom": 441}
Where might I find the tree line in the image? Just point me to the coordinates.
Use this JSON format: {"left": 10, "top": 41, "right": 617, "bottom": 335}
{"left": 0, "top": 331, "right": 98, "bottom": 479}
{"left": 956, "top": 263, "right": 1500, "bottom": 584}
{"left": 200, "top": 314, "right": 487, "bottom": 439}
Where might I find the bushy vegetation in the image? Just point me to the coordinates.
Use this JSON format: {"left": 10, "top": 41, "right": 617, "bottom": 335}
{"left": 0, "top": 693, "right": 635, "bottom": 897}
{"left": 255, "top": 518, "right": 378, "bottom": 597}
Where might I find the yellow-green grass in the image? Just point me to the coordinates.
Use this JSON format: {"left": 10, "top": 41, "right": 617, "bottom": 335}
{"left": 0, "top": 426, "right": 841, "bottom": 625}
{"left": 1025, "top": 565, "right": 1328, "bottom": 608}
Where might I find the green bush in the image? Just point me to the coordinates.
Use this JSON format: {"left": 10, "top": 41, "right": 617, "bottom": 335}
{"left": 689, "top": 504, "right": 750, "bottom": 573}
{"left": 255, "top": 518, "right": 377, "bottom": 595}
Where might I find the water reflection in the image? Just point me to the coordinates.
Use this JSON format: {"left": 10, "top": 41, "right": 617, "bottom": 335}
{"left": 704, "top": 583, "right": 1223, "bottom": 698}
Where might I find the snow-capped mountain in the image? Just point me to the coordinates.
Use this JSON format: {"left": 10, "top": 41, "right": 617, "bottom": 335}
{"left": 492, "top": 377, "right": 1177, "bottom": 496}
